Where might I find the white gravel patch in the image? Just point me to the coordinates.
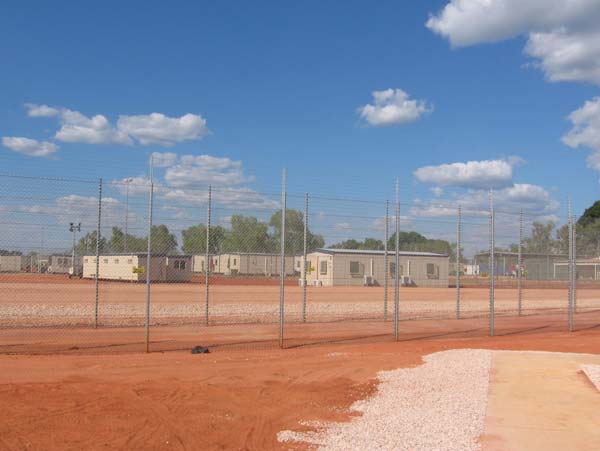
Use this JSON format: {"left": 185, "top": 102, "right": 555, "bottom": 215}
{"left": 581, "top": 364, "right": 600, "bottom": 392}
{"left": 278, "top": 349, "right": 492, "bottom": 451}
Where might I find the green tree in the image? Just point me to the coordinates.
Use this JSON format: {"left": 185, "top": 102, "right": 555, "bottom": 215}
{"left": 181, "top": 224, "right": 226, "bottom": 254}
{"left": 108, "top": 227, "right": 146, "bottom": 253}
{"left": 388, "top": 231, "right": 453, "bottom": 257}
{"left": 330, "top": 238, "right": 384, "bottom": 250}
{"left": 523, "top": 221, "right": 556, "bottom": 253}
{"left": 578, "top": 201, "right": 600, "bottom": 227}
{"left": 74, "top": 232, "right": 107, "bottom": 254}
{"left": 221, "top": 215, "right": 272, "bottom": 253}
{"left": 149, "top": 224, "right": 178, "bottom": 255}
{"left": 269, "top": 209, "right": 325, "bottom": 254}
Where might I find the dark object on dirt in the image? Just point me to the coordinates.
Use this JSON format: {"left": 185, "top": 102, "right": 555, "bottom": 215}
{"left": 191, "top": 346, "right": 210, "bottom": 354}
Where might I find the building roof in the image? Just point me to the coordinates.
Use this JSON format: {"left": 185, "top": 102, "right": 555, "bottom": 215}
{"left": 83, "top": 253, "right": 192, "bottom": 258}
{"left": 474, "top": 251, "right": 567, "bottom": 258}
{"left": 314, "top": 248, "right": 448, "bottom": 258}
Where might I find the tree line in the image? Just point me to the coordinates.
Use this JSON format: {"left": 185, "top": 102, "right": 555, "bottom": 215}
{"left": 499, "top": 201, "right": 600, "bottom": 257}
{"left": 73, "top": 209, "right": 325, "bottom": 255}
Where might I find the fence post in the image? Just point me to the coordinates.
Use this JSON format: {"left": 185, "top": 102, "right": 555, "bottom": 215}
{"left": 394, "top": 178, "right": 400, "bottom": 341}
{"left": 518, "top": 209, "right": 523, "bottom": 316}
{"left": 573, "top": 217, "right": 577, "bottom": 314}
{"left": 279, "top": 169, "right": 286, "bottom": 348}
{"left": 384, "top": 199, "right": 389, "bottom": 321}
{"left": 94, "top": 178, "right": 102, "bottom": 328}
{"left": 489, "top": 190, "right": 495, "bottom": 337}
{"left": 568, "top": 198, "right": 573, "bottom": 332}
{"left": 205, "top": 185, "right": 211, "bottom": 326}
{"left": 145, "top": 158, "right": 154, "bottom": 353}
{"left": 456, "top": 205, "right": 462, "bottom": 320}
{"left": 302, "top": 192, "right": 308, "bottom": 322}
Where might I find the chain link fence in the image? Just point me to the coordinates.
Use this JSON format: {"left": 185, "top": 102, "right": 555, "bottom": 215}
{"left": 0, "top": 170, "right": 598, "bottom": 354}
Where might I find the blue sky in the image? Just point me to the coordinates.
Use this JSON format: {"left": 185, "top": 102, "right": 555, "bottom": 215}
{"left": 1, "top": 1, "right": 600, "bottom": 253}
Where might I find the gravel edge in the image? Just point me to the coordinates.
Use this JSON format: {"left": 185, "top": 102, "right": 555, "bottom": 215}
{"left": 278, "top": 349, "right": 492, "bottom": 451}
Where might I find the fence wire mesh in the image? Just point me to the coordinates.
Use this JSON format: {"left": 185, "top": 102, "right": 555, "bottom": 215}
{"left": 1, "top": 171, "right": 599, "bottom": 354}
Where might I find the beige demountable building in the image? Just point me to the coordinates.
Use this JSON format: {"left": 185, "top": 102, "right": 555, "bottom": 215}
{"left": 83, "top": 254, "right": 192, "bottom": 282}
{"left": 554, "top": 257, "right": 600, "bottom": 280}
{"left": 48, "top": 254, "right": 73, "bottom": 274}
{"left": 194, "top": 253, "right": 295, "bottom": 276}
{"left": 301, "top": 249, "right": 449, "bottom": 287}
{"left": 0, "top": 255, "right": 22, "bottom": 272}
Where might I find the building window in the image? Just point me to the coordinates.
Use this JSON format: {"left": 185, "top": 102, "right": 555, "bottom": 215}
{"left": 114, "top": 259, "right": 119, "bottom": 264}
{"left": 320, "top": 260, "right": 328, "bottom": 275}
{"left": 174, "top": 260, "right": 186, "bottom": 270}
{"left": 427, "top": 263, "right": 439, "bottom": 279}
{"left": 233, "top": 258, "right": 237, "bottom": 266}
{"left": 127, "top": 258, "right": 133, "bottom": 264}
{"left": 350, "top": 261, "right": 364, "bottom": 276}
{"left": 84, "top": 258, "right": 88, "bottom": 263}
{"left": 103, "top": 258, "right": 109, "bottom": 264}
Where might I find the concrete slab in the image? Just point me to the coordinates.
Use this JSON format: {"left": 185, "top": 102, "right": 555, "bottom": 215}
{"left": 482, "top": 351, "right": 600, "bottom": 451}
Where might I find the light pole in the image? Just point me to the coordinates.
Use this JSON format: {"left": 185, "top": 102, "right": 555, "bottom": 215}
{"left": 70, "top": 222, "right": 81, "bottom": 277}
{"left": 124, "top": 178, "right": 133, "bottom": 253}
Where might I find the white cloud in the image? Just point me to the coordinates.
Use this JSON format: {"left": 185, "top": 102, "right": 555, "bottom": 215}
{"left": 23, "top": 104, "right": 209, "bottom": 147}
{"left": 164, "top": 155, "right": 253, "bottom": 187}
{"left": 117, "top": 113, "right": 208, "bottom": 146}
{"left": 410, "top": 183, "right": 559, "bottom": 219}
{"left": 22, "top": 194, "right": 124, "bottom": 228}
{"left": 358, "top": 88, "right": 433, "bottom": 126}
{"left": 414, "top": 159, "right": 515, "bottom": 189}
{"left": 427, "top": 0, "right": 600, "bottom": 85}
{"left": 55, "top": 109, "right": 131, "bottom": 145}
{"left": 162, "top": 186, "right": 278, "bottom": 210}
{"left": 431, "top": 186, "right": 444, "bottom": 197}
{"left": 25, "top": 103, "right": 60, "bottom": 117}
{"left": 111, "top": 176, "right": 152, "bottom": 197}
{"left": 525, "top": 29, "right": 600, "bottom": 84}
{"left": 151, "top": 152, "right": 178, "bottom": 168}
{"left": 563, "top": 97, "right": 600, "bottom": 169}
{"left": 334, "top": 222, "right": 352, "bottom": 232}
{"left": 2, "top": 136, "right": 58, "bottom": 158}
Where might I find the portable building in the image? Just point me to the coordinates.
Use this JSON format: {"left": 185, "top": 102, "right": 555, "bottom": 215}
{"left": 554, "top": 258, "right": 600, "bottom": 281}
{"left": 474, "top": 251, "right": 567, "bottom": 280}
{"left": 48, "top": 255, "right": 73, "bottom": 274}
{"left": 302, "top": 248, "right": 449, "bottom": 287}
{"left": 0, "top": 255, "right": 22, "bottom": 272}
{"left": 82, "top": 254, "right": 192, "bottom": 282}
{"left": 201, "top": 253, "right": 295, "bottom": 276}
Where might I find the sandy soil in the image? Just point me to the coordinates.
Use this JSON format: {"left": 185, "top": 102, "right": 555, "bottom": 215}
{"left": 1, "top": 279, "right": 599, "bottom": 328}
{"left": 1, "top": 326, "right": 600, "bottom": 451}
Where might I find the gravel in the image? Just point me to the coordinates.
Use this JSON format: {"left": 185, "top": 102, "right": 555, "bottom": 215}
{"left": 278, "top": 349, "right": 492, "bottom": 451}
{"left": 581, "top": 364, "right": 600, "bottom": 392}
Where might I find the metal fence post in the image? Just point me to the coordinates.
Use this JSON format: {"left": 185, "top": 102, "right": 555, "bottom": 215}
{"left": 573, "top": 217, "right": 577, "bottom": 314}
{"left": 489, "top": 190, "right": 495, "bottom": 337}
{"left": 394, "top": 179, "right": 400, "bottom": 341}
{"left": 568, "top": 198, "right": 574, "bottom": 332}
{"left": 279, "top": 169, "right": 286, "bottom": 349}
{"left": 456, "top": 205, "right": 461, "bottom": 319}
{"left": 384, "top": 199, "right": 389, "bottom": 321}
{"left": 145, "top": 158, "right": 154, "bottom": 353}
{"left": 205, "top": 186, "right": 211, "bottom": 326}
{"left": 302, "top": 192, "right": 308, "bottom": 322}
{"left": 518, "top": 209, "right": 523, "bottom": 316}
{"left": 94, "top": 178, "right": 102, "bottom": 328}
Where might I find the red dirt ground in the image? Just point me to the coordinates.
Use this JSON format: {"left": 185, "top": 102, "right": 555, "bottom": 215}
{"left": 1, "top": 314, "right": 600, "bottom": 451}
{"left": 2, "top": 274, "right": 600, "bottom": 450}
